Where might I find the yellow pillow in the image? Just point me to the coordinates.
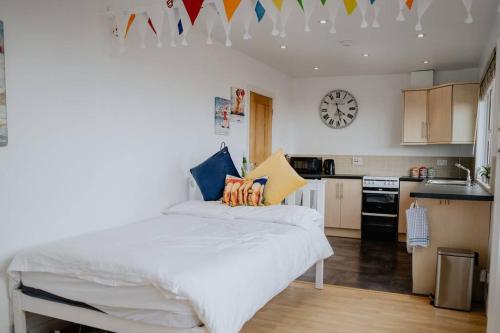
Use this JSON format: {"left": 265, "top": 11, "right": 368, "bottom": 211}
{"left": 247, "top": 149, "right": 307, "bottom": 205}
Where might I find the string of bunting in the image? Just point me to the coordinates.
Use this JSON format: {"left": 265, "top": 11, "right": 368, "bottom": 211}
{"left": 111, "top": 0, "right": 479, "bottom": 51}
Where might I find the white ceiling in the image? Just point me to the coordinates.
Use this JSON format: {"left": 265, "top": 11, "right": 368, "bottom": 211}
{"left": 197, "top": 0, "right": 498, "bottom": 77}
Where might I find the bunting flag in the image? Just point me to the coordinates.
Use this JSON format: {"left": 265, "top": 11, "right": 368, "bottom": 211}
{"left": 178, "top": 2, "right": 192, "bottom": 45}
{"left": 182, "top": 0, "right": 204, "bottom": 25}
{"left": 224, "top": 0, "right": 242, "bottom": 21}
{"left": 372, "top": 1, "right": 381, "bottom": 27}
{"left": 280, "top": 0, "right": 294, "bottom": 37}
{"left": 273, "top": 0, "right": 283, "bottom": 11}
{"left": 397, "top": 0, "right": 406, "bottom": 21}
{"left": 297, "top": 0, "right": 304, "bottom": 10}
{"left": 327, "top": 0, "right": 341, "bottom": 33}
{"left": 370, "top": 0, "right": 376, "bottom": 4}
{"left": 358, "top": 0, "right": 368, "bottom": 28}
{"left": 406, "top": 0, "right": 414, "bottom": 10}
{"left": 344, "top": 0, "right": 358, "bottom": 15}
{"left": 147, "top": 3, "right": 164, "bottom": 48}
{"left": 213, "top": 0, "right": 233, "bottom": 46}
{"left": 115, "top": 14, "right": 129, "bottom": 53}
{"left": 321, "top": 0, "right": 328, "bottom": 5}
{"left": 462, "top": 0, "right": 473, "bottom": 24}
{"left": 242, "top": 0, "right": 255, "bottom": 39}
{"left": 255, "top": 0, "right": 266, "bottom": 22}
{"left": 136, "top": 13, "right": 148, "bottom": 48}
{"left": 415, "top": 0, "right": 433, "bottom": 31}
{"left": 125, "top": 14, "right": 135, "bottom": 39}
{"left": 165, "top": 3, "right": 178, "bottom": 47}
{"left": 260, "top": 0, "right": 279, "bottom": 35}
{"left": 302, "top": 0, "right": 317, "bottom": 32}
{"left": 205, "top": 3, "right": 218, "bottom": 44}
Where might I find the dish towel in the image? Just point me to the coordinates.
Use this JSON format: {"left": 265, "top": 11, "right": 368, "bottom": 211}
{"left": 406, "top": 202, "right": 429, "bottom": 253}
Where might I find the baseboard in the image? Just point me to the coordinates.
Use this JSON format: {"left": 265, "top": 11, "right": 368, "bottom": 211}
{"left": 325, "top": 228, "right": 361, "bottom": 239}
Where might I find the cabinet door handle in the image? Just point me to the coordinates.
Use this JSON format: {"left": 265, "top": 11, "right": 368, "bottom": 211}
{"left": 341, "top": 183, "right": 344, "bottom": 199}
{"left": 336, "top": 183, "right": 339, "bottom": 199}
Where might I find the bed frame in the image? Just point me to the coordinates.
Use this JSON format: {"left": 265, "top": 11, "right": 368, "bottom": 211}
{"left": 12, "top": 179, "right": 327, "bottom": 333}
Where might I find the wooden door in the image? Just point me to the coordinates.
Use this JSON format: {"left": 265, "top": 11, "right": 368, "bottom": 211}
{"left": 250, "top": 92, "right": 273, "bottom": 166}
{"left": 398, "top": 181, "right": 421, "bottom": 234}
{"left": 339, "top": 179, "right": 362, "bottom": 230}
{"left": 428, "top": 86, "right": 452, "bottom": 143}
{"left": 324, "top": 179, "right": 341, "bottom": 228}
{"left": 403, "top": 90, "right": 428, "bottom": 143}
{"left": 452, "top": 84, "right": 479, "bottom": 143}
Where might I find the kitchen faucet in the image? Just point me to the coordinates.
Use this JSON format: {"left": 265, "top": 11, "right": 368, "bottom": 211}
{"left": 455, "top": 163, "right": 472, "bottom": 186}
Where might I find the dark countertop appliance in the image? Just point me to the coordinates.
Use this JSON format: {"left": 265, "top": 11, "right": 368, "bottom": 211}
{"left": 289, "top": 157, "right": 322, "bottom": 175}
{"left": 323, "top": 159, "right": 335, "bottom": 175}
{"left": 362, "top": 176, "right": 400, "bottom": 242}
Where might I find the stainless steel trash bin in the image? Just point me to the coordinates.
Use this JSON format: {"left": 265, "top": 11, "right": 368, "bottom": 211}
{"left": 434, "top": 247, "right": 476, "bottom": 311}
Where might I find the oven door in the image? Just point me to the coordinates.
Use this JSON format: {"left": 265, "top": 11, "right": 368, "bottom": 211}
{"left": 362, "top": 189, "right": 399, "bottom": 215}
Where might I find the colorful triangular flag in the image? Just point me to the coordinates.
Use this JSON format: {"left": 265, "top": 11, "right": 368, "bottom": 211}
{"left": 406, "top": 0, "right": 414, "bottom": 10}
{"left": 124, "top": 14, "right": 136, "bottom": 39}
{"left": 344, "top": 0, "right": 357, "bottom": 15}
{"left": 178, "top": 19, "right": 183, "bottom": 35}
{"left": 370, "top": 0, "right": 376, "bottom": 4}
{"left": 321, "top": 0, "right": 328, "bottom": 5}
{"left": 147, "top": 3, "right": 164, "bottom": 48}
{"left": 297, "top": 0, "right": 304, "bottom": 10}
{"left": 273, "top": 0, "right": 283, "bottom": 11}
{"left": 148, "top": 18, "right": 157, "bottom": 35}
{"left": 223, "top": 0, "right": 242, "bottom": 21}
{"left": 182, "top": 0, "right": 204, "bottom": 25}
{"left": 255, "top": 0, "right": 266, "bottom": 22}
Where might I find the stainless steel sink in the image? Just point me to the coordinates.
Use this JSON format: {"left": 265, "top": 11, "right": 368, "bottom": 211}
{"left": 426, "top": 179, "right": 472, "bottom": 186}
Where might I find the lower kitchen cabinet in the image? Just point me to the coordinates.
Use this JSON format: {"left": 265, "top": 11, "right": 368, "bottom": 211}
{"left": 324, "top": 178, "right": 362, "bottom": 237}
{"left": 398, "top": 181, "right": 422, "bottom": 234}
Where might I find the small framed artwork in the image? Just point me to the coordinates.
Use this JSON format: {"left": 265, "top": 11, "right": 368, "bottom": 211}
{"left": 230, "top": 87, "right": 246, "bottom": 122}
{"left": 214, "top": 97, "right": 230, "bottom": 135}
{"left": 0, "top": 20, "right": 6, "bottom": 147}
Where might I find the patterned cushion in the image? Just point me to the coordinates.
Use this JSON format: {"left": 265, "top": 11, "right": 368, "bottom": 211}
{"left": 222, "top": 175, "right": 268, "bottom": 207}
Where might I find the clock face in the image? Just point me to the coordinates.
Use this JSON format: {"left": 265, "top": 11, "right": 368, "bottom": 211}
{"left": 319, "top": 89, "right": 358, "bottom": 129}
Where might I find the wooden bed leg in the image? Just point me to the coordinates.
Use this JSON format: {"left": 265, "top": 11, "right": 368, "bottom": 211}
{"left": 315, "top": 260, "right": 324, "bottom": 290}
{"left": 12, "top": 290, "right": 27, "bottom": 333}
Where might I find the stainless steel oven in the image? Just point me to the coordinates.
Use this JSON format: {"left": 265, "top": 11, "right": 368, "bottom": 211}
{"left": 361, "top": 176, "right": 400, "bottom": 242}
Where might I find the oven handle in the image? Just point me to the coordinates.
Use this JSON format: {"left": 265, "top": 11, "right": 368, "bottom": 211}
{"left": 362, "top": 212, "right": 398, "bottom": 218}
{"left": 362, "top": 190, "right": 399, "bottom": 195}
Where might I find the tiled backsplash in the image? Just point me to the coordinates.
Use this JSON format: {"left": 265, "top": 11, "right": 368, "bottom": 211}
{"left": 291, "top": 155, "right": 475, "bottom": 179}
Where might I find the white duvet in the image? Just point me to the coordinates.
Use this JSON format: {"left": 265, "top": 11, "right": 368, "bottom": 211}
{"left": 9, "top": 201, "right": 333, "bottom": 333}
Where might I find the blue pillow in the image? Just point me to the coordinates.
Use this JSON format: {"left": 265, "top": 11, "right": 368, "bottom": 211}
{"left": 190, "top": 147, "right": 240, "bottom": 201}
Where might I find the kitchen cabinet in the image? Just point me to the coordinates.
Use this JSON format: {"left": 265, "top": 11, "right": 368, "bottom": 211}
{"left": 412, "top": 198, "right": 491, "bottom": 300}
{"left": 428, "top": 85, "right": 453, "bottom": 143}
{"left": 398, "top": 181, "right": 421, "bottom": 234}
{"left": 402, "top": 83, "right": 479, "bottom": 145}
{"left": 403, "top": 90, "right": 428, "bottom": 144}
{"left": 324, "top": 179, "right": 362, "bottom": 232}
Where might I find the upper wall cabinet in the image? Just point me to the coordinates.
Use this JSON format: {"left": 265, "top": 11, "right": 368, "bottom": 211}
{"left": 402, "top": 83, "right": 479, "bottom": 145}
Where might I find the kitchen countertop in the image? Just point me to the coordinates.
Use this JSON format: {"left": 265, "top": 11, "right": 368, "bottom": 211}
{"left": 410, "top": 181, "right": 494, "bottom": 201}
{"left": 299, "top": 173, "right": 364, "bottom": 179}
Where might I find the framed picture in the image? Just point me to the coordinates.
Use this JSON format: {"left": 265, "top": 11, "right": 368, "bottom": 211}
{"left": 214, "top": 97, "right": 230, "bottom": 135}
{"left": 0, "top": 20, "right": 6, "bottom": 147}
{"left": 230, "top": 87, "right": 246, "bottom": 122}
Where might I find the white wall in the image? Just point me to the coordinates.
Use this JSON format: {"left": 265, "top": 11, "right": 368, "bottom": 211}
{"left": 0, "top": 1, "right": 292, "bottom": 331}
{"left": 288, "top": 73, "right": 475, "bottom": 157}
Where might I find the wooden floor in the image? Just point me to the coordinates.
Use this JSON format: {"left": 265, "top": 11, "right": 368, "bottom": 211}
{"left": 241, "top": 281, "right": 486, "bottom": 333}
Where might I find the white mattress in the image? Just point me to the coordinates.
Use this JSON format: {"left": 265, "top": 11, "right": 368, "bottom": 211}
{"left": 21, "top": 272, "right": 202, "bottom": 328}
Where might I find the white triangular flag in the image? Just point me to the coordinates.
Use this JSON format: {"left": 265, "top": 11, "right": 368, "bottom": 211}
{"left": 260, "top": 0, "right": 280, "bottom": 36}
{"left": 302, "top": 0, "right": 317, "bottom": 32}
{"left": 462, "top": 0, "right": 473, "bottom": 24}
{"left": 213, "top": 0, "right": 233, "bottom": 46}
{"left": 397, "top": 0, "right": 406, "bottom": 21}
{"left": 415, "top": 0, "right": 433, "bottom": 31}
{"left": 178, "top": 2, "right": 192, "bottom": 46}
{"left": 115, "top": 13, "right": 129, "bottom": 53}
{"left": 136, "top": 13, "right": 148, "bottom": 49}
{"left": 204, "top": 3, "right": 218, "bottom": 44}
{"left": 243, "top": 0, "right": 257, "bottom": 40}
{"left": 165, "top": 2, "right": 178, "bottom": 47}
{"left": 372, "top": 1, "right": 381, "bottom": 28}
{"left": 358, "top": 0, "right": 368, "bottom": 28}
{"left": 327, "top": 0, "right": 341, "bottom": 34}
{"left": 147, "top": 3, "right": 164, "bottom": 48}
{"left": 280, "top": 0, "right": 294, "bottom": 38}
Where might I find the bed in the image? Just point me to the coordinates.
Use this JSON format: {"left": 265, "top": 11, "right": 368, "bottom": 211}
{"left": 9, "top": 179, "right": 333, "bottom": 333}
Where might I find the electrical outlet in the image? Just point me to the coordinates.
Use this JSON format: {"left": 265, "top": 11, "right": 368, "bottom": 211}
{"left": 480, "top": 269, "right": 488, "bottom": 283}
{"left": 352, "top": 156, "right": 363, "bottom": 166}
{"left": 437, "top": 159, "right": 447, "bottom": 167}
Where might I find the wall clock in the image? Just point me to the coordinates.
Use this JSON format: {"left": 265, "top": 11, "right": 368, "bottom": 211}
{"left": 319, "top": 89, "right": 358, "bottom": 129}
